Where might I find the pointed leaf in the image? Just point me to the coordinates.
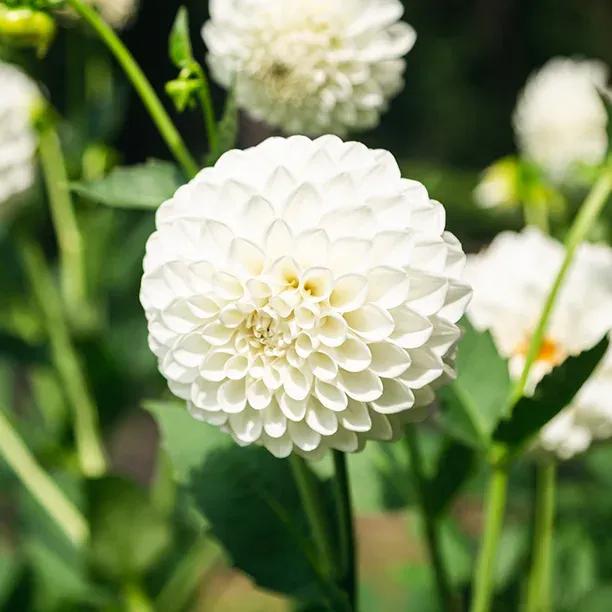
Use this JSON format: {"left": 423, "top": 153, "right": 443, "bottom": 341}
{"left": 169, "top": 7, "right": 193, "bottom": 69}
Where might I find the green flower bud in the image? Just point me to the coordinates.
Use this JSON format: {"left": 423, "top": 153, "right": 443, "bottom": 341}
{"left": 0, "top": 5, "right": 56, "bottom": 56}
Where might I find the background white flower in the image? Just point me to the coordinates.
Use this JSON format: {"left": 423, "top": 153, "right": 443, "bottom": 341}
{"left": 90, "top": 0, "right": 139, "bottom": 30}
{"left": 202, "top": 0, "right": 416, "bottom": 136}
{"left": 0, "top": 61, "right": 38, "bottom": 209}
{"left": 465, "top": 228, "right": 612, "bottom": 459}
{"left": 513, "top": 57, "right": 610, "bottom": 182}
{"left": 141, "top": 135, "right": 471, "bottom": 458}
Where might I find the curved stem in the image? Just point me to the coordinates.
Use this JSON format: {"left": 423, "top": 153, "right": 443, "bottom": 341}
{"left": 0, "top": 407, "right": 89, "bottom": 546}
{"left": 510, "top": 166, "right": 612, "bottom": 408}
{"left": 405, "top": 426, "right": 460, "bottom": 612}
{"left": 37, "top": 117, "right": 88, "bottom": 326}
{"left": 66, "top": 0, "right": 199, "bottom": 179}
{"left": 332, "top": 451, "right": 357, "bottom": 611}
{"left": 289, "top": 455, "right": 336, "bottom": 579}
{"left": 470, "top": 462, "right": 508, "bottom": 612}
{"left": 524, "top": 461, "right": 556, "bottom": 612}
{"left": 18, "top": 238, "right": 107, "bottom": 478}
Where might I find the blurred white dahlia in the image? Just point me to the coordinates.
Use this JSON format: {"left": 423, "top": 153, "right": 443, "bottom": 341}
{"left": 466, "top": 228, "right": 612, "bottom": 459}
{"left": 202, "top": 0, "right": 416, "bottom": 136}
{"left": 513, "top": 57, "right": 610, "bottom": 182}
{"left": 141, "top": 135, "right": 471, "bottom": 458}
{"left": 0, "top": 61, "right": 38, "bottom": 208}
{"left": 90, "top": 0, "right": 139, "bottom": 30}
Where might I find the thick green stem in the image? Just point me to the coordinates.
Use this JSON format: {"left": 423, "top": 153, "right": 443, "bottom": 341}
{"left": 524, "top": 461, "right": 556, "bottom": 612}
{"left": 18, "top": 238, "right": 107, "bottom": 477}
{"left": 37, "top": 119, "right": 88, "bottom": 325}
{"left": 289, "top": 455, "right": 336, "bottom": 579}
{"left": 332, "top": 451, "right": 357, "bottom": 611}
{"left": 510, "top": 167, "right": 612, "bottom": 408}
{"left": 470, "top": 463, "right": 508, "bottom": 612}
{"left": 66, "top": 0, "right": 198, "bottom": 178}
{"left": 405, "top": 426, "right": 460, "bottom": 612}
{"left": 0, "top": 407, "right": 89, "bottom": 546}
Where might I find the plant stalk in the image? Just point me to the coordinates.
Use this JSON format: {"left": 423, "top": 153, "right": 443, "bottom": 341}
{"left": 524, "top": 461, "right": 556, "bottom": 612}
{"left": 332, "top": 451, "right": 357, "bottom": 611}
{"left": 37, "top": 118, "right": 88, "bottom": 326}
{"left": 66, "top": 0, "right": 199, "bottom": 179}
{"left": 405, "top": 426, "right": 460, "bottom": 612}
{"left": 470, "top": 462, "right": 508, "bottom": 612}
{"left": 18, "top": 238, "right": 107, "bottom": 477}
{"left": 195, "top": 64, "right": 219, "bottom": 153}
{"left": 0, "top": 407, "right": 89, "bottom": 546}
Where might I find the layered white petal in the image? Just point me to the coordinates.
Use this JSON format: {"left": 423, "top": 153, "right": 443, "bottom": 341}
{"left": 142, "top": 136, "right": 470, "bottom": 457}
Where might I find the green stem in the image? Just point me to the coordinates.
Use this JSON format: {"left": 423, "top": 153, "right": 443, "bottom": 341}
{"left": 37, "top": 118, "right": 88, "bottom": 325}
{"left": 510, "top": 166, "right": 612, "bottom": 408}
{"left": 195, "top": 65, "right": 219, "bottom": 153}
{"left": 405, "top": 426, "right": 460, "bottom": 612}
{"left": 155, "top": 536, "right": 221, "bottom": 612}
{"left": 18, "top": 238, "right": 107, "bottom": 478}
{"left": 122, "top": 582, "right": 154, "bottom": 612}
{"left": 0, "top": 407, "right": 89, "bottom": 546}
{"left": 332, "top": 451, "right": 357, "bottom": 611}
{"left": 524, "top": 461, "right": 556, "bottom": 612}
{"left": 289, "top": 455, "right": 336, "bottom": 580}
{"left": 470, "top": 462, "right": 508, "bottom": 612}
{"left": 66, "top": 0, "right": 198, "bottom": 179}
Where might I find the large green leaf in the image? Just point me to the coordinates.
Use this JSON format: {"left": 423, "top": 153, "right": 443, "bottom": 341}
{"left": 71, "top": 160, "right": 183, "bottom": 210}
{"left": 426, "top": 439, "right": 476, "bottom": 518}
{"left": 439, "top": 319, "right": 511, "bottom": 448}
{"left": 144, "top": 400, "right": 231, "bottom": 485}
{"left": 493, "top": 337, "right": 609, "bottom": 454}
{"left": 189, "top": 445, "right": 340, "bottom": 605}
{"left": 87, "top": 476, "right": 171, "bottom": 580}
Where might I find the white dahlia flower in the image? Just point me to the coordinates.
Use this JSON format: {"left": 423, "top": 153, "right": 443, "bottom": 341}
{"left": 0, "top": 61, "right": 38, "bottom": 208}
{"left": 466, "top": 229, "right": 612, "bottom": 459}
{"left": 202, "top": 0, "right": 416, "bottom": 136}
{"left": 141, "top": 135, "right": 471, "bottom": 458}
{"left": 90, "top": 0, "right": 139, "bottom": 30}
{"left": 513, "top": 57, "right": 610, "bottom": 182}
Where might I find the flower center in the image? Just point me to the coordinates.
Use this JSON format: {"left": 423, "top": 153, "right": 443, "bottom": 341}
{"left": 516, "top": 336, "right": 565, "bottom": 366}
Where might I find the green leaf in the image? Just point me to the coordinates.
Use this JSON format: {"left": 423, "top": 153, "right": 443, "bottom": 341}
{"left": 88, "top": 476, "right": 171, "bottom": 580}
{"left": 439, "top": 319, "right": 511, "bottom": 448}
{"left": 205, "top": 88, "right": 239, "bottom": 166}
{"left": 426, "top": 439, "right": 475, "bottom": 518}
{"left": 493, "top": 336, "right": 609, "bottom": 454}
{"left": 71, "top": 160, "right": 183, "bottom": 210}
{"left": 144, "top": 400, "right": 231, "bottom": 485}
{"left": 169, "top": 7, "right": 193, "bottom": 69}
{"left": 493, "top": 524, "right": 529, "bottom": 590}
{"left": 189, "top": 445, "right": 338, "bottom": 604}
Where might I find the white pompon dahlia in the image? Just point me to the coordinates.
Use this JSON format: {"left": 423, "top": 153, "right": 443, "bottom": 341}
{"left": 513, "top": 57, "right": 610, "bottom": 182}
{"left": 202, "top": 0, "right": 416, "bottom": 136}
{"left": 141, "top": 135, "right": 471, "bottom": 458}
{"left": 90, "top": 0, "right": 139, "bottom": 29}
{"left": 0, "top": 62, "right": 38, "bottom": 209}
{"left": 466, "top": 229, "right": 612, "bottom": 459}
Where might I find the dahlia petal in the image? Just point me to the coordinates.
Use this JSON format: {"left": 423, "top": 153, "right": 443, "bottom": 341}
{"left": 229, "top": 410, "right": 263, "bottom": 443}
{"left": 370, "top": 379, "right": 415, "bottom": 414}
{"left": 367, "top": 266, "right": 411, "bottom": 309}
{"left": 330, "top": 274, "right": 369, "bottom": 312}
{"left": 327, "top": 337, "right": 372, "bottom": 372}
{"left": 279, "top": 393, "right": 308, "bottom": 422}
{"left": 390, "top": 306, "right": 433, "bottom": 348}
{"left": 306, "top": 399, "right": 339, "bottom": 436}
{"left": 368, "top": 341, "right": 411, "bottom": 377}
{"left": 247, "top": 379, "right": 273, "bottom": 410}
{"left": 400, "top": 349, "right": 444, "bottom": 389}
{"left": 309, "top": 351, "right": 339, "bottom": 381}
{"left": 318, "top": 313, "right": 349, "bottom": 347}
{"left": 338, "top": 370, "right": 383, "bottom": 402}
{"left": 263, "top": 433, "right": 293, "bottom": 458}
{"left": 288, "top": 421, "right": 321, "bottom": 452}
{"left": 345, "top": 304, "right": 395, "bottom": 342}
{"left": 218, "top": 379, "right": 247, "bottom": 413}
{"left": 341, "top": 399, "right": 372, "bottom": 432}
{"left": 263, "top": 401, "right": 288, "bottom": 438}
{"left": 314, "top": 379, "right": 348, "bottom": 411}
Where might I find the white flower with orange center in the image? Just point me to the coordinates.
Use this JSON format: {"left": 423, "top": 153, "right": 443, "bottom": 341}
{"left": 466, "top": 229, "right": 612, "bottom": 458}
{"left": 513, "top": 57, "right": 610, "bottom": 182}
{"left": 202, "top": 0, "right": 416, "bottom": 136}
{"left": 0, "top": 61, "right": 38, "bottom": 209}
{"left": 141, "top": 135, "right": 471, "bottom": 458}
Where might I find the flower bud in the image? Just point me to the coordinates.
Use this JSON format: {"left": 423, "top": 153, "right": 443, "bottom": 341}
{"left": 0, "top": 5, "right": 56, "bottom": 57}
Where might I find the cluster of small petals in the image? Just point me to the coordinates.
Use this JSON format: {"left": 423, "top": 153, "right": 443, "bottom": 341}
{"left": 89, "top": 0, "right": 139, "bottom": 29}
{"left": 202, "top": 0, "right": 416, "bottom": 136}
{"left": 141, "top": 135, "right": 471, "bottom": 458}
{"left": 513, "top": 57, "right": 610, "bottom": 182}
{"left": 465, "top": 228, "right": 612, "bottom": 459}
{"left": 0, "top": 61, "right": 38, "bottom": 208}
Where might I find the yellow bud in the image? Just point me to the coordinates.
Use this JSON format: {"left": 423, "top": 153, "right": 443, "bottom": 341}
{"left": 0, "top": 6, "right": 56, "bottom": 57}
